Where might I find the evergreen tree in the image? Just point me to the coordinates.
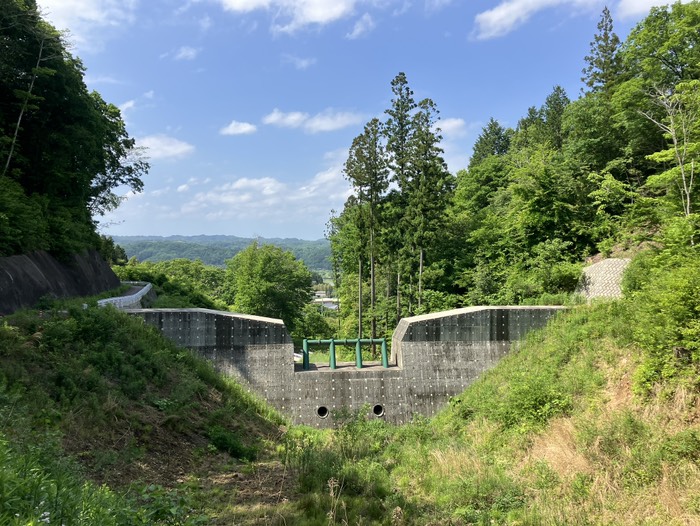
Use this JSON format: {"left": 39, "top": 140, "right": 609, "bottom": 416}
{"left": 468, "top": 118, "right": 512, "bottom": 169}
{"left": 404, "top": 98, "right": 454, "bottom": 312}
{"left": 343, "top": 118, "right": 389, "bottom": 339}
{"left": 581, "top": 6, "right": 621, "bottom": 96}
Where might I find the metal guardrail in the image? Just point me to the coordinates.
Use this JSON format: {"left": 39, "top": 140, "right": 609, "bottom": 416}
{"left": 302, "top": 338, "right": 389, "bottom": 370}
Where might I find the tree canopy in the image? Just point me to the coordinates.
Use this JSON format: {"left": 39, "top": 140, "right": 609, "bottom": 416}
{"left": 224, "top": 242, "right": 313, "bottom": 332}
{"left": 328, "top": 2, "right": 700, "bottom": 338}
{"left": 0, "top": 0, "right": 147, "bottom": 257}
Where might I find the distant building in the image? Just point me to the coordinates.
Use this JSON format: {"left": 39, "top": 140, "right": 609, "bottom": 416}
{"left": 312, "top": 297, "right": 339, "bottom": 311}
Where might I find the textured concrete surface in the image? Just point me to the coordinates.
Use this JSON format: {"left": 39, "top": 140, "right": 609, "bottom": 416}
{"left": 577, "top": 258, "right": 631, "bottom": 300}
{"left": 130, "top": 305, "right": 564, "bottom": 427}
{"left": 98, "top": 282, "right": 153, "bottom": 309}
{"left": 0, "top": 250, "right": 120, "bottom": 315}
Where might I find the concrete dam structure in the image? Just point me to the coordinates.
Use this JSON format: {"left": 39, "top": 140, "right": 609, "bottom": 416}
{"left": 128, "top": 305, "right": 564, "bottom": 427}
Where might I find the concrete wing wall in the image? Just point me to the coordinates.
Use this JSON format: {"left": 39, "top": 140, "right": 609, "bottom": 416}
{"left": 128, "top": 308, "right": 295, "bottom": 395}
{"left": 388, "top": 306, "right": 566, "bottom": 423}
{"left": 129, "top": 305, "right": 564, "bottom": 428}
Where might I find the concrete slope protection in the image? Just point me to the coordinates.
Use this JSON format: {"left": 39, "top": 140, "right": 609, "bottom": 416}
{"left": 0, "top": 250, "right": 120, "bottom": 315}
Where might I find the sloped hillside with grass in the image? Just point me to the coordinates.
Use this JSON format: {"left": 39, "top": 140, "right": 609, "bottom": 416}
{"left": 275, "top": 250, "right": 700, "bottom": 525}
{"left": 1, "top": 248, "right": 699, "bottom": 525}
{"left": 0, "top": 300, "right": 285, "bottom": 525}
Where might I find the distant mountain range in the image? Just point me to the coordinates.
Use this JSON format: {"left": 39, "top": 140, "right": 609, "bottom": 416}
{"left": 113, "top": 235, "right": 331, "bottom": 270}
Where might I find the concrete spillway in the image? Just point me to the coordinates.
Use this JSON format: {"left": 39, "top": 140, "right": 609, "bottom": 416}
{"left": 127, "top": 306, "right": 564, "bottom": 427}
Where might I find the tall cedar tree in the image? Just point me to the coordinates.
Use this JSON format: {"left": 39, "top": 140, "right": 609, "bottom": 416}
{"left": 581, "top": 6, "right": 621, "bottom": 96}
{"left": 404, "top": 98, "right": 454, "bottom": 312}
{"left": 384, "top": 72, "right": 417, "bottom": 320}
{"left": 468, "top": 118, "right": 511, "bottom": 170}
{"left": 344, "top": 118, "right": 389, "bottom": 339}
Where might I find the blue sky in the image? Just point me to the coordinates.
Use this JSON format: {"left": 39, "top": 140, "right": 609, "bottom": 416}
{"left": 37, "top": 0, "right": 686, "bottom": 240}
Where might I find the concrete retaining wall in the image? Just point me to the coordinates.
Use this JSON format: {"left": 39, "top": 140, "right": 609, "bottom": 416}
{"left": 131, "top": 305, "right": 564, "bottom": 427}
{"left": 0, "top": 250, "right": 120, "bottom": 315}
{"left": 98, "top": 282, "right": 154, "bottom": 309}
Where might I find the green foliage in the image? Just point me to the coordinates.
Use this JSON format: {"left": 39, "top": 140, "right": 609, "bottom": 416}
{"left": 581, "top": 6, "right": 621, "bottom": 95}
{"left": 622, "top": 247, "right": 700, "bottom": 393}
{"left": 0, "top": 432, "right": 136, "bottom": 526}
{"left": 294, "top": 303, "right": 333, "bottom": 340}
{"left": 112, "top": 259, "right": 225, "bottom": 309}
{"left": 206, "top": 425, "right": 256, "bottom": 460}
{"left": 0, "top": 303, "right": 282, "bottom": 522}
{"left": 0, "top": 1, "right": 147, "bottom": 257}
{"left": 113, "top": 235, "right": 332, "bottom": 270}
{"left": 225, "top": 241, "right": 312, "bottom": 331}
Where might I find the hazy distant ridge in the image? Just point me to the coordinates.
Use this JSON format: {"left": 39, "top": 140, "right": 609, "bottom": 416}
{"left": 113, "top": 235, "right": 331, "bottom": 270}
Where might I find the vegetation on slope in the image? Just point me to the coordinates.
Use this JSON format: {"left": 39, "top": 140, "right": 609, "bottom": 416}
{"left": 0, "top": 0, "right": 147, "bottom": 258}
{"left": 0, "top": 299, "right": 284, "bottom": 525}
{"left": 112, "top": 235, "right": 332, "bottom": 271}
{"left": 276, "top": 249, "right": 700, "bottom": 525}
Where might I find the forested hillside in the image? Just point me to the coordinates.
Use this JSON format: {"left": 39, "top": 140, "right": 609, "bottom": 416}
{"left": 113, "top": 235, "right": 331, "bottom": 270}
{"left": 330, "top": 3, "right": 699, "bottom": 340}
{"left": 1, "top": 2, "right": 700, "bottom": 524}
{"left": 0, "top": 0, "right": 146, "bottom": 257}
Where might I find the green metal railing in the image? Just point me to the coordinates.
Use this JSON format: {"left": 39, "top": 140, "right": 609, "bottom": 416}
{"left": 302, "top": 338, "right": 389, "bottom": 370}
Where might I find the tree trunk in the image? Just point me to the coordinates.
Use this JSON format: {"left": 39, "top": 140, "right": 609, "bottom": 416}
{"left": 3, "top": 38, "right": 45, "bottom": 178}
{"left": 418, "top": 247, "right": 424, "bottom": 311}
{"left": 396, "top": 270, "right": 401, "bottom": 325}
{"left": 370, "top": 228, "right": 376, "bottom": 343}
{"left": 358, "top": 257, "right": 363, "bottom": 339}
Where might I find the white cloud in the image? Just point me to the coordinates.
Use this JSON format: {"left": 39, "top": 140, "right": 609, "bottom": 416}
{"left": 304, "top": 109, "right": 365, "bottom": 133}
{"left": 617, "top": 0, "right": 692, "bottom": 17}
{"left": 150, "top": 187, "right": 171, "bottom": 197}
{"left": 263, "top": 108, "right": 364, "bottom": 133}
{"left": 440, "top": 117, "right": 467, "bottom": 137}
{"left": 282, "top": 54, "right": 317, "bottom": 70}
{"left": 83, "top": 74, "right": 122, "bottom": 85}
{"left": 217, "top": 0, "right": 357, "bottom": 33}
{"left": 199, "top": 14, "right": 213, "bottom": 30}
{"left": 263, "top": 108, "right": 310, "bottom": 128}
{"left": 472, "top": 0, "right": 602, "bottom": 40}
{"left": 440, "top": 118, "right": 482, "bottom": 173}
{"left": 143, "top": 90, "right": 155, "bottom": 99}
{"left": 37, "top": 0, "right": 137, "bottom": 50}
{"left": 219, "top": 0, "right": 271, "bottom": 12}
{"left": 425, "top": 0, "right": 452, "bottom": 11}
{"left": 138, "top": 134, "right": 195, "bottom": 160}
{"left": 220, "top": 120, "right": 258, "bottom": 135}
{"left": 175, "top": 46, "right": 201, "bottom": 60}
{"left": 346, "top": 12, "right": 375, "bottom": 39}
{"left": 119, "top": 99, "right": 136, "bottom": 113}
{"left": 177, "top": 184, "right": 190, "bottom": 192}
{"left": 181, "top": 154, "right": 351, "bottom": 223}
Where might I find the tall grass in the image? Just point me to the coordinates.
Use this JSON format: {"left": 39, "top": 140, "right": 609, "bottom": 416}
{"left": 276, "top": 295, "right": 700, "bottom": 524}
{"left": 0, "top": 303, "right": 285, "bottom": 524}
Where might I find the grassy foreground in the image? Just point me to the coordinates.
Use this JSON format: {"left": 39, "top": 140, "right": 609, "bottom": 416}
{"left": 1, "top": 251, "right": 699, "bottom": 524}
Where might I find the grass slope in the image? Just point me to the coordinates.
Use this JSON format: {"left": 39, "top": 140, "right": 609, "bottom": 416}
{"left": 277, "top": 300, "right": 700, "bottom": 525}
{"left": 2, "top": 250, "right": 699, "bottom": 524}
{"left": 0, "top": 300, "right": 285, "bottom": 524}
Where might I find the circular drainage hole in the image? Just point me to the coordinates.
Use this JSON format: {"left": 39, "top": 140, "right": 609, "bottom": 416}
{"left": 317, "top": 406, "right": 329, "bottom": 418}
{"left": 373, "top": 404, "right": 385, "bottom": 417}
